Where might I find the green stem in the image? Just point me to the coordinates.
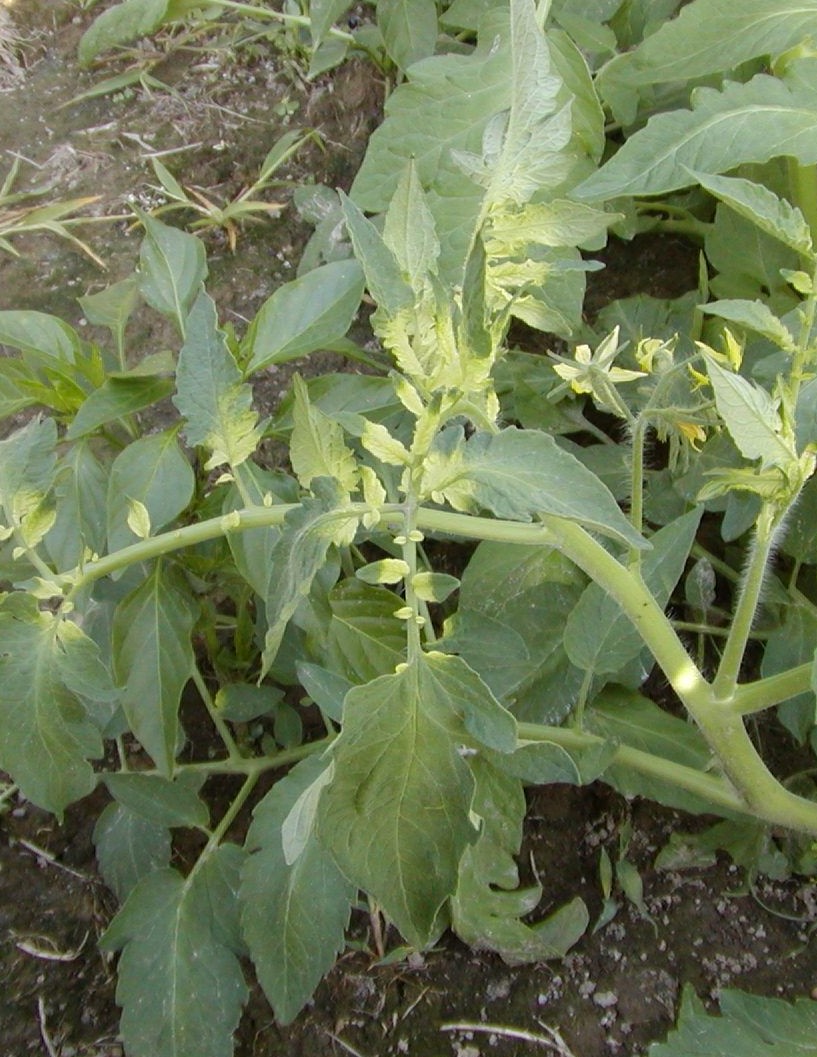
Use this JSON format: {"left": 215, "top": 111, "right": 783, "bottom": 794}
{"left": 788, "top": 159, "right": 817, "bottom": 254}
{"left": 730, "top": 662, "right": 813, "bottom": 716}
{"left": 628, "top": 416, "right": 646, "bottom": 564}
{"left": 712, "top": 507, "right": 777, "bottom": 701}
{"left": 0, "top": 782, "right": 19, "bottom": 811}
{"left": 140, "top": 736, "right": 332, "bottom": 780}
{"left": 528, "top": 518, "right": 817, "bottom": 837}
{"left": 517, "top": 722, "right": 745, "bottom": 816}
{"left": 209, "top": 0, "right": 355, "bottom": 44}
{"left": 191, "top": 665, "right": 242, "bottom": 761}
{"left": 186, "top": 772, "right": 258, "bottom": 883}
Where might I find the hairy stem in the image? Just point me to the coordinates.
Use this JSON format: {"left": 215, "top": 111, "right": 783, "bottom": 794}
{"left": 712, "top": 506, "right": 777, "bottom": 701}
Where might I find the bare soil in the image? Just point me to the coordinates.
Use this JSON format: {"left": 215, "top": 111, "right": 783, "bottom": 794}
{"left": 2, "top": 4, "right": 817, "bottom": 1056}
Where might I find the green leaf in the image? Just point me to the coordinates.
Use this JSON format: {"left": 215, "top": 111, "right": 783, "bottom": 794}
{"left": 78, "top": 0, "right": 169, "bottom": 65}
{"left": 244, "top": 260, "right": 364, "bottom": 373}
{"left": 439, "top": 540, "right": 587, "bottom": 722}
{"left": 781, "top": 476, "right": 817, "bottom": 564}
{"left": 650, "top": 984, "right": 817, "bottom": 1056}
{"left": 112, "top": 564, "right": 196, "bottom": 776}
{"left": 107, "top": 431, "right": 195, "bottom": 553}
{"left": 702, "top": 299, "right": 796, "bottom": 351}
{"left": 692, "top": 170, "right": 813, "bottom": 258}
{"left": 309, "top": 0, "right": 354, "bottom": 47}
{"left": 608, "top": 0, "right": 817, "bottom": 87}
{"left": 173, "top": 292, "right": 261, "bottom": 470}
{"left": 67, "top": 375, "right": 175, "bottom": 440}
{"left": 339, "top": 192, "right": 413, "bottom": 315}
{"left": 705, "top": 203, "right": 800, "bottom": 310}
{"left": 318, "top": 654, "right": 484, "bottom": 946}
{"left": 377, "top": 0, "right": 438, "bottom": 69}
{"left": 289, "top": 374, "right": 358, "bottom": 491}
{"left": 762, "top": 603, "right": 817, "bottom": 742}
{"left": 0, "top": 309, "right": 81, "bottom": 361}
{"left": 587, "top": 688, "right": 725, "bottom": 815}
{"left": 93, "top": 802, "right": 171, "bottom": 901}
{"left": 105, "top": 773, "right": 209, "bottom": 829}
{"left": 79, "top": 275, "right": 141, "bottom": 337}
{"left": 0, "top": 597, "right": 113, "bottom": 814}
{"left": 262, "top": 480, "right": 360, "bottom": 674}
{"left": 137, "top": 212, "right": 208, "bottom": 336}
{"left": 575, "top": 74, "right": 817, "bottom": 200}
{"left": 351, "top": 10, "right": 513, "bottom": 283}
{"left": 241, "top": 756, "right": 355, "bottom": 1024}
{"left": 45, "top": 442, "right": 108, "bottom": 570}
{"left": 215, "top": 683, "right": 284, "bottom": 722}
{"left": 564, "top": 508, "right": 702, "bottom": 677}
{"left": 102, "top": 858, "right": 248, "bottom": 1057}
{"left": 326, "top": 579, "right": 406, "bottom": 683}
{"left": 422, "top": 426, "right": 646, "bottom": 549}
{"left": 452, "top": 755, "right": 588, "bottom": 963}
{"left": 705, "top": 356, "right": 795, "bottom": 468}
{"left": 295, "top": 663, "right": 351, "bottom": 723}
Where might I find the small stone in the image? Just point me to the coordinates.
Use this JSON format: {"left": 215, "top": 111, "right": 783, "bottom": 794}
{"left": 593, "top": 991, "right": 619, "bottom": 1009}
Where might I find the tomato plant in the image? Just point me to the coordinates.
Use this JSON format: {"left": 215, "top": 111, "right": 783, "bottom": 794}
{"left": 3, "top": 1, "right": 817, "bottom": 1054}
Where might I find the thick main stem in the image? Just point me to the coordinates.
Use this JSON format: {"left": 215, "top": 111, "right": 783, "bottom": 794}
{"left": 61, "top": 498, "right": 817, "bottom": 835}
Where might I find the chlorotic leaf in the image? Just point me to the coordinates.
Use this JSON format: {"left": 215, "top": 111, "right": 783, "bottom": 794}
{"left": 289, "top": 374, "right": 359, "bottom": 491}
{"left": 350, "top": 10, "right": 513, "bottom": 284}
{"left": 112, "top": 564, "right": 196, "bottom": 776}
{"left": 241, "top": 756, "right": 355, "bottom": 1024}
{"left": 383, "top": 160, "right": 440, "bottom": 291}
{"left": 701, "top": 299, "right": 796, "bottom": 351}
{"left": 339, "top": 192, "right": 413, "bottom": 314}
{"left": 0, "top": 416, "right": 57, "bottom": 534}
{"left": 102, "top": 858, "right": 248, "bottom": 1057}
{"left": 173, "top": 292, "right": 261, "bottom": 470}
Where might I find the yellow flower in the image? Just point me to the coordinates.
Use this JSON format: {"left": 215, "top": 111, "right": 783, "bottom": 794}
{"left": 552, "top": 327, "right": 646, "bottom": 395}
